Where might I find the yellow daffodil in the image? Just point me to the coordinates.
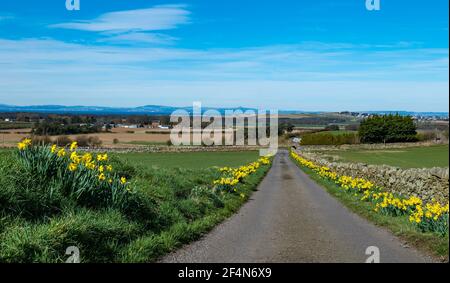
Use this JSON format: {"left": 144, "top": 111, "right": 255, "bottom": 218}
{"left": 17, "top": 138, "right": 32, "bottom": 150}
{"left": 69, "top": 142, "right": 78, "bottom": 152}
{"left": 98, "top": 173, "right": 106, "bottom": 181}
{"left": 57, "top": 148, "right": 66, "bottom": 157}
{"left": 68, "top": 163, "right": 78, "bottom": 172}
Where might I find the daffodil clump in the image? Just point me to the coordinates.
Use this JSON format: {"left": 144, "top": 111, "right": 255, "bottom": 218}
{"left": 17, "top": 139, "right": 131, "bottom": 208}
{"left": 214, "top": 156, "right": 271, "bottom": 198}
{"left": 409, "top": 201, "right": 449, "bottom": 235}
{"left": 290, "top": 150, "right": 449, "bottom": 235}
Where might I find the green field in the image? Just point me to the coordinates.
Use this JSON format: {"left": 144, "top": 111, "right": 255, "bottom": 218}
{"left": 116, "top": 150, "right": 261, "bottom": 169}
{"left": 326, "top": 145, "right": 449, "bottom": 168}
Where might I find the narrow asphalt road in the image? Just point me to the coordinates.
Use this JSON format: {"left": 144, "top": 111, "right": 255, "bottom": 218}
{"left": 161, "top": 149, "right": 433, "bottom": 263}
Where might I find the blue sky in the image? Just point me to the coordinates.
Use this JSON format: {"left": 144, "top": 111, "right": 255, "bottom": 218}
{"left": 0, "top": 0, "right": 448, "bottom": 111}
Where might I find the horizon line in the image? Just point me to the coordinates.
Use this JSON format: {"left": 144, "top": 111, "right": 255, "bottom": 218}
{"left": 0, "top": 103, "right": 448, "bottom": 114}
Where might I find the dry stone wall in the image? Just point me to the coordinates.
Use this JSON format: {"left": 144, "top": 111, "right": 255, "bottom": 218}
{"left": 296, "top": 150, "right": 449, "bottom": 203}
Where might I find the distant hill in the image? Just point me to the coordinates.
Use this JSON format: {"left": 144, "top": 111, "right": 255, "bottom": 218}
{"left": 0, "top": 104, "right": 447, "bottom": 118}
{"left": 0, "top": 104, "right": 259, "bottom": 115}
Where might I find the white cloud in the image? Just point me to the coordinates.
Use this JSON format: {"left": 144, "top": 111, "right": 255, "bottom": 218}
{"left": 0, "top": 38, "right": 448, "bottom": 111}
{"left": 50, "top": 5, "right": 190, "bottom": 33}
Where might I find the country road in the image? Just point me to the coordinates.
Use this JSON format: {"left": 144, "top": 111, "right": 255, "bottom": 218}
{"left": 161, "top": 149, "right": 433, "bottom": 263}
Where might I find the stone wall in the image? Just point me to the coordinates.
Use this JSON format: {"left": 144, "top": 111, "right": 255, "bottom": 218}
{"left": 295, "top": 150, "right": 449, "bottom": 203}
{"left": 300, "top": 141, "right": 447, "bottom": 152}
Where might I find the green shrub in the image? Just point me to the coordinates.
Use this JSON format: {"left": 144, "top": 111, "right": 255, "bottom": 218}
{"left": 301, "top": 132, "right": 359, "bottom": 145}
{"left": 359, "top": 114, "right": 418, "bottom": 143}
{"left": 416, "top": 131, "right": 437, "bottom": 141}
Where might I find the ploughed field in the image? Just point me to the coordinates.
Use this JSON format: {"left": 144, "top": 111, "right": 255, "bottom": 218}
{"left": 324, "top": 145, "right": 449, "bottom": 168}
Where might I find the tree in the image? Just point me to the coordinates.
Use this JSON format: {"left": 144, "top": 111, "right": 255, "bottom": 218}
{"left": 359, "top": 114, "right": 417, "bottom": 144}
{"left": 278, "top": 123, "right": 295, "bottom": 135}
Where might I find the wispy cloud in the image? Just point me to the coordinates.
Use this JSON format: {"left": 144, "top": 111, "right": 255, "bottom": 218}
{"left": 49, "top": 5, "right": 190, "bottom": 45}
{"left": 50, "top": 4, "right": 189, "bottom": 33}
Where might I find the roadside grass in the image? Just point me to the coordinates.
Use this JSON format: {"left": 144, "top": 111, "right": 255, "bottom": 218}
{"left": 325, "top": 145, "right": 449, "bottom": 168}
{"left": 0, "top": 149, "right": 270, "bottom": 262}
{"left": 115, "top": 151, "right": 261, "bottom": 169}
{"left": 120, "top": 167, "right": 269, "bottom": 262}
{"left": 0, "top": 148, "right": 11, "bottom": 157}
{"left": 294, "top": 162, "right": 449, "bottom": 261}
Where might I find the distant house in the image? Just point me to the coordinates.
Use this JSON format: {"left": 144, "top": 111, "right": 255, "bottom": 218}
{"left": 116, "top": 124, "right": 138, "bottom": 129}
{"left": 158, "top": 125, "right": 170, "bottom": 130}
{"left": 125, "top": 125, "right": 139, "bottom": 129}
{"left": 151, "top": 120, "right": 161, "bottom": 128}
{"left": 4, "top": 118, "right": 11, "bottom": 122}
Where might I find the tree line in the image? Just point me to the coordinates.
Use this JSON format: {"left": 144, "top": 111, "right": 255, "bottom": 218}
{"left": 358, "top": 114, "right": 417, "bottom": 144}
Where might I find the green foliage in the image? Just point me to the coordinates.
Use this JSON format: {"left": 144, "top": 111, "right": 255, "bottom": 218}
{"left": 359, "top": 114, "right": 418, "bottom": 144}
{"left": 16, "top": 145, "right": 130, "bottom": 210}
{"left": 301, "top": 131, "right": 359, "bottom": 145}
{"left": 278, "top": 123, "right": 295, "bottom": 135}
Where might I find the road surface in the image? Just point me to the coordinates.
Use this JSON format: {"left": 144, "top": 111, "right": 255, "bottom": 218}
{"left": 161, "top": 149, "right": 433, "bottom": 263}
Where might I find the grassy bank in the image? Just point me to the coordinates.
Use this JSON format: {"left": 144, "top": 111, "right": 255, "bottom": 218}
{"left": 0, "top": 145, "right": 271, "bottom": 263}
{"left": 290, "top": 153, "right": 448, "bottom": 261}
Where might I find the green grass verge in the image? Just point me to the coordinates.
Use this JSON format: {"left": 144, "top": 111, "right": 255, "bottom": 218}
{"left": 291, "top": 158, "right": 449, "bottom": 261}
{"left": 115, "top": 151, "right": 261, "bottom": 169}
{"left": 120, "top": 165, "right": 271, "bottom": 262}
{"left": 326, "top": 145, "right": 449, "bottom": 168}
{"left": 0, "top": 149, "right": 271, "bottom": 263}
